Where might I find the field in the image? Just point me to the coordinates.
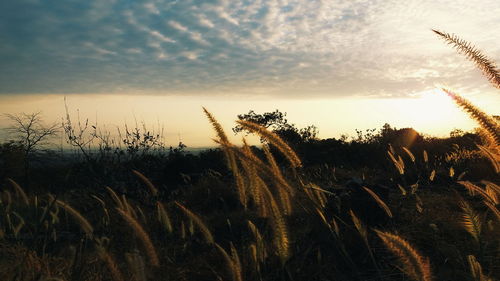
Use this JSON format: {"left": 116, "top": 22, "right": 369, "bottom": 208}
{"left": 0, "top": 31, "right": 499, "bottom": 281}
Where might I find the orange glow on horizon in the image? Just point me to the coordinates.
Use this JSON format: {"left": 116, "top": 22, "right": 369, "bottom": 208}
{"left": 0, "top": 92, "right": 496, "bottom": 147}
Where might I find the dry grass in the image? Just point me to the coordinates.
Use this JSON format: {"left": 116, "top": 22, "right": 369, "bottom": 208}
{"left": 236, "top": 119, "right": 302, "bottom": 168}
{"left": 261, "top": 182, "right": 290, "bottom": 263}
{"left": 441, "top": 88, "right": 500, "bottom": 145}
{"left": 156, "top": 201, "right": 173, "bottom": 234}
{"left": 467, "top": 255, "right": 493, "bottom": 281}
{"left": 132, "top": 170, "right": 158, "bottom": 196}
{"left": 433, "top": 29, "right": 500, "bottom": 89}
{"left": 362, "top": 186, "right": 393, "bottom": 218}
{"left": 388, "top": 150, "right": 405, "bottom": 175}
{"left": 56, "top": 199, "right": 93, "bottom": 237}
{"left": 215, "top": 243, "right": 244, "bottom": 281}
{"left": 375, "top": 230, "right": 432, "bottom": 281}
{"left": 458, "top": 198, "right": 482, "bottom": 245}
{"left": 96, "top": 245, "right": 125, "bottom": 281}
{"left": 175, "top": 201, "right": 214, "bottom": 244}
{"left": 116, "top": 208, "right": 160, "bottom": 266}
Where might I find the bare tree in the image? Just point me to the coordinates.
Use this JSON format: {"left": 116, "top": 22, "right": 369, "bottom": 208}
{"left": 62, "top": 100, "right": 97, "bottom": 163}
{"left": 4, "top": 112, "right": 59, "bottom": 183}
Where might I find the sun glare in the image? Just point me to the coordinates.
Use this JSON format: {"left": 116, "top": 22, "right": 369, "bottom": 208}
{"left": 416, "top": 88, "right": 457, "bottom": 121}
{"left": 384, "top": 88, "right": 476, "bottom": 136}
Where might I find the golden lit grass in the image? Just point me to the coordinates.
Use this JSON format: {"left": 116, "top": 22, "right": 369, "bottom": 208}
{"left": 205, "top": 111, "right": 298, "bottom": 264}
{"left": 105, "top": 186, "right": 124, "bottom": 210}
{"left": 247, "top": 220, "right": 266, "bottom": 262}
{"left": 215, "top": 138, "right": 294, "bottom": 209}
{"left": 302, "top": 183, "right": 331, "bottom": 208}
{"left": 132, "top": 170, "right": 158, "bottom": 196}
{"left": 116, "top": 208, "right": 159, "bottom": 267}
{"left": 362, "top": 186, "right": 393, "bottom": 218}
{"left": 175, "top": 201, "right": 214, "bottom": 244}
{"left": 484, "top": 201, "right": 500, "bottom": 222}
{"left": 203, "top": 107, "right": 237, "bottom": 163}
{"left": 156, "top": 201, "right": 173, "bottom": 234}
{"left": 375, "top": 230, "right": 432, "bottom": 281}
{"left": 204, "top": 108, "right": 247, "bottom": 208}
{"left": 423, "top": 150, "right": 429, "bottom": 163}
{"left": 261, "top": 182, "right": 290, "bottom": 263}
{"left": 482, "top": 181, "right": 500, "bottom": 202}
{"left": 349, "top": 210, "right": 366, "bottom": 241}
{"left": 433, "top": 29, "right": 500, "bottom": 89}
{"left": 254, "top": 176, "right": 270, "bottom": 217}
{"left": 459, "top": 181, "right": 500, "bottom": 222}
{"left": 467, "top": 255, "right": 493, "bottom": 281}
{"left": 315, "top": 208, "right": 336, "bottom": 235}
{"left": 229, "top": 243, "right": 242, "bottom": 281}
{"left": 55, "top": 199, "right": 93, "bottom": 237}
{"left": 459, "top": 181, "right": 498, "bottom": 204}
{"left": 215, "top": 243, "right": 243, "bottom": 281}
{"left": 262, "top": 145, "right": 294, "bottom": 195}
{"left": 458, "top": 198, "right": 482, "bottom": 244}
{"left": 238, "top": 156, "right": 262, "bottom": 211}
{"left": 434, "top": 30, "right": 499, "bottom": 187}
{"left": 234, "top": 141, "right": 249, "bottom": 209}
{"left": 203, "top": 107, "right": 230, "bottom": 144}
{"left": 388, "top": 150, "right": 405, "bottom": 175}
{"left": 350, "top": 210, "right": 381, "bottom": 276}
{"left": 441, "top": 89, "right": 500, "bottom": 145}
{"left": 236, "top": 120, "right": 301, "bottom": 168}
{"left": 477, "top": 145, "right": 500, "bottom": 174}
{"left": 402, "top": 147, "right": 415, "bottom": 163}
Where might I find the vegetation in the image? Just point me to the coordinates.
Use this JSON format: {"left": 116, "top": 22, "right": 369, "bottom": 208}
{"left": 0, "top": 30, "right": 498, "bottom": 281}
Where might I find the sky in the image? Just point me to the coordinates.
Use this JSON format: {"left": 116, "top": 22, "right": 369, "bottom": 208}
{"left": 0, "top": 0, "right": 499, "bottom": 147}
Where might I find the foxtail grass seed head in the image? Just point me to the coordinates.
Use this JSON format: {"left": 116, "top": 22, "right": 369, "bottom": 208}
{"left": 261, "top": 184, "right": 290, "bottom": 263}
{"left": 56, "top": 200, "right": 93, "bottom": 237}
{"left": 97, "top": 246, "right": 125, "bottom": 281}
{"left": 105, "top": 186, "right": 125, "bottom": 210}
{"left": 132, "top": 170, "right": 158, "bottom": 196}
{"left": 362, "top": 187, "right": 393, "bottom": 218}
{"left": 433, "top": 29, "right": 500, "bottom": 89}
{"left": 441, "top": 88, "right": 500, "bottom": 145}
{"left": 236, "top": 120, "right": 301, "bottom": 168}
{"left": 156, "top": 201, "right": 173, "bottom": 234}
{"left": 375, "top": 230, "right": 432, "bottom": 281}
{"left": 175, "top": 201, "right": 214, "bottom": 244}
{"left": 116, "top": 208, "right": 160, "bottom": 266}
{"left": 215, "top": 243, "right": 243, "bottom": 281}
{"left": 458, "top": 199, "right": 482, "bottom": 244}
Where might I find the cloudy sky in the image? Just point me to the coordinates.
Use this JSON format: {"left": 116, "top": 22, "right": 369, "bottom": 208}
{"left": 1, "top": 0, "right": 499, "bottom": 146}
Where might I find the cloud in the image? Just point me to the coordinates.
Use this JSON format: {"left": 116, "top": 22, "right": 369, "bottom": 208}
{"left": 0, "top": 0, "right": 499, "bottom": 98}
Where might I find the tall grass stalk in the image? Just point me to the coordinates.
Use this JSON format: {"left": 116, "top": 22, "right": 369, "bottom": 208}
{"left": 236, "top": 120, "right": 301, "bottom": 168}
{"left": 375, "top": 230, "right": 432, "bottom": 281}
{"left": 433, "top": 29, "right": 500, "bottom": 89}
{"left": 175, "top": 201, "right": 214, "bottom": 244}
{"left": 441, "top": 88, "right": 500, "bottom": 145}
{"left": 56, "top": 200, "right": 93, "bottom": 237}
{"left": 116, "top": 208, "right": 159, "bottom": 266}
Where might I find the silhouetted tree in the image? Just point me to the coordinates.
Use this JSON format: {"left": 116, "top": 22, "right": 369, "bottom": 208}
{"left": 4, "top": 112, "right": 59, "bottom": 185}
{"left": 233, "top": 109, "right": 318, "bottom": 145}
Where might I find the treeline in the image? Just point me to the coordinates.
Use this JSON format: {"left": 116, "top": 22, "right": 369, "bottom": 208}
{"left": 0, "top": 109, "right": 491, "bottom": 196}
